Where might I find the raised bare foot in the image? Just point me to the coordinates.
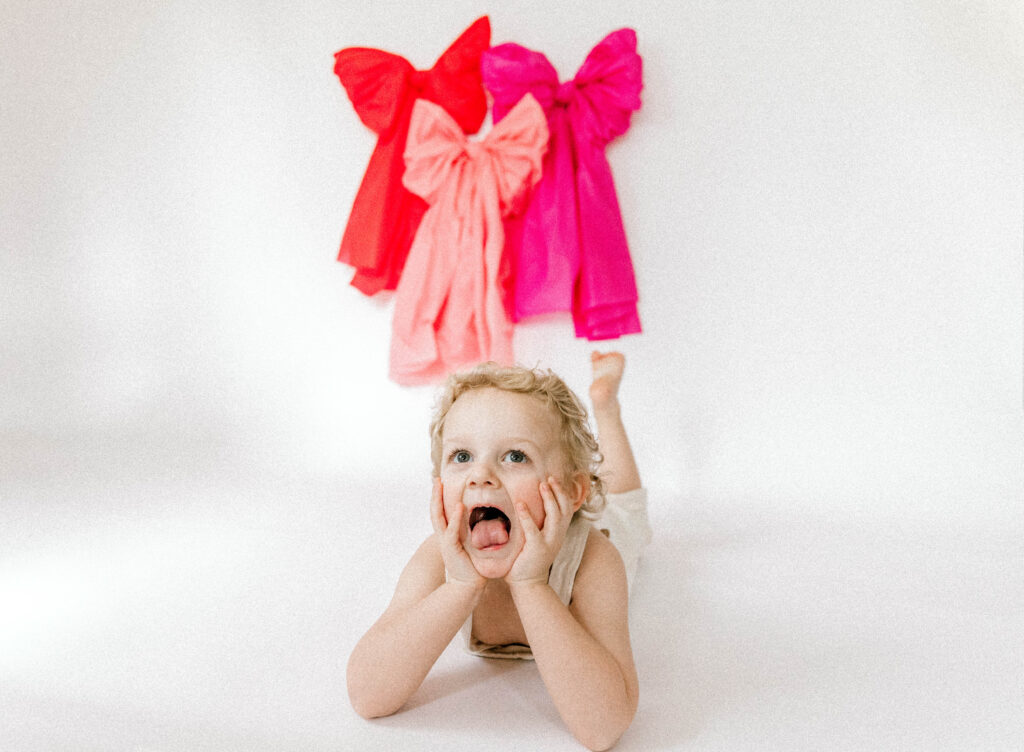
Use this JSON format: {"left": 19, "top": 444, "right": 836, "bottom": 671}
{"left": 589, "top": 351, "right": 625, "bottom": 411}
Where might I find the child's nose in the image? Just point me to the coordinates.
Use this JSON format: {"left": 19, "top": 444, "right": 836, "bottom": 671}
{"left": 467, "top": 461, "right": 499, "bottom": 487}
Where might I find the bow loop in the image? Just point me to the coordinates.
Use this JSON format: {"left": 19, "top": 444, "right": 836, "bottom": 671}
{"left": 333, "top": 48, "right": 414, "bottom": 133}
{"left": 568, "top": 28, "right": 642, "bottom": 144}
{"left": 480, "top": 93, "right": 549, "bottom": 215}
{"left": 424, "top": 15, "right": 491, "bottom": 133}
{"left": 482, "top": 43, "right": 560, "bottom": 122}
{"left": 401, "top": 99, "right": 470, "bottom": 205}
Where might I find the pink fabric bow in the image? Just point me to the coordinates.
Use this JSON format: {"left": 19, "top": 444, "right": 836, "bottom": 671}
{"left": 389, "top": 94, "right": 549, "bottom": 385}
{"left": 482, "top": 29, "right": 643, "bottom": 340}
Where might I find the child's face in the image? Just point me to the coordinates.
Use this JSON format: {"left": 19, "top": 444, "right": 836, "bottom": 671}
{"left": 439, "top": 387, "right": 570, "bottom": 579}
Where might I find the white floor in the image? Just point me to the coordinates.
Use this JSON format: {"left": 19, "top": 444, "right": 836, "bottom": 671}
{"left": 2, "top": 448, "right": 1021, "bottom": 751}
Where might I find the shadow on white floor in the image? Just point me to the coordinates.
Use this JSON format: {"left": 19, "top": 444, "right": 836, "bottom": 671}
{"left": 2, "top": 451, "right": 1021, "bottom": 751}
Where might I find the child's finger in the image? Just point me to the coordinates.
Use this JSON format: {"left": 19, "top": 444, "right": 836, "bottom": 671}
{"left": 547, "top": 476, "right": 574, "bottom": 518}
{"left": 539, "top": 479, "right": 560, "bottom": 529}
{"left": 429, "top": 478, "right": 446, "bottom": 535}
{"left": 514, "top": 499, "right": 540, "bottom": 539}
{"left": 541, "top": 480, "right": 571, "bottom": 547}
{"left": 447, "top": 501, "right": 465, "bottom": 547}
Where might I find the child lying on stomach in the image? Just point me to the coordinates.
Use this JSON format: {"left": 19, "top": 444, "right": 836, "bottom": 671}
{"left": 347, "top": 352, "right": 651, "bottom": 751}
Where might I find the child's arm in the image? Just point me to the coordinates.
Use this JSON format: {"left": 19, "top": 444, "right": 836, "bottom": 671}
{"left": 346, "top": 480, "right": 484, "bottom": 719}
{"left": 509, "top": 482, "right": 639, "bottom": 751}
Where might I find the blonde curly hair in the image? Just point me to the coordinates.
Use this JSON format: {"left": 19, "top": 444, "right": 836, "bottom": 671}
{"left": 429, "top": 362, "right": 606, "bottom": 520}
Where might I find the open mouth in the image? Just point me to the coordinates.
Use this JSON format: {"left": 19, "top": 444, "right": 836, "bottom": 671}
{"left": 468, "top": 506, "right": 511, "bottom": 549}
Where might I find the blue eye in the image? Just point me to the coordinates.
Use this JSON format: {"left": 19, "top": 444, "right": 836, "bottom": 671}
{"left": 451, "top": 450, "right": 471, "bottom": 463}
{"left": 505, "top": 450, "right": 528, "bottom": 464}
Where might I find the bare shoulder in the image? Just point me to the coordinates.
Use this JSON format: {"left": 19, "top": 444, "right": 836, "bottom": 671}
{"left": 575, "top": 527, "right": 628, "bottom": 593}
{"left": 383, "top": 533, "right": 446, "bottom": 615}
{"left": 569, "top": 527, "right": 629, "bottom": 616}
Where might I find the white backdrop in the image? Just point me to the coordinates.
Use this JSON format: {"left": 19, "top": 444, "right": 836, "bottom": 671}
{"left": 3, "top": 0, "right": 1021, "bottom": 512}
{"left": 2, "top": 2, "right": 1023, "bottom": 749}
{"left": 3, "top": 0, "right": 1022, "bottom": 509}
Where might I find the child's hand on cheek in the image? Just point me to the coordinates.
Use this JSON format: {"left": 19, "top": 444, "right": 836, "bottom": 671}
{"left": 505, "top": 477, "right": 575, "bottom": 588}
{"left": 430, "top": 479, "right": 485, "bottom": 591}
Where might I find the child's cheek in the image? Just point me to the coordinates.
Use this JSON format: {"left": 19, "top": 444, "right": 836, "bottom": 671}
{"left": 511, "top": 479, "right": 546, "bottom": 528}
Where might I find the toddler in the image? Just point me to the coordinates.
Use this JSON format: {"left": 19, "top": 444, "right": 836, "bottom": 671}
{"left": 347, "top": 352, "right": 651, "bottom": 751}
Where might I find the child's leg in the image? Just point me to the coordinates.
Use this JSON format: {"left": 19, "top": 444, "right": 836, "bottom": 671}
{"left": 590, "top": 351, "right": 642, "bottom": 494}
{"left": 589, "top": 352, "right": 651, "bottom": 590}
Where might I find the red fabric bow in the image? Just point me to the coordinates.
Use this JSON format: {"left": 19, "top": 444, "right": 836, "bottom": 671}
{"left": 333, "top": 17, "right": 490, "bottom": 296}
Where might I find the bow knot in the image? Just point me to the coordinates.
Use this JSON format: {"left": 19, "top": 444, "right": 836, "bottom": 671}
{"left": 408, "top": 69, "right": 430, "bottom": 90}
{"left": 554, "top": 80, "right": 576, "bottom": 105}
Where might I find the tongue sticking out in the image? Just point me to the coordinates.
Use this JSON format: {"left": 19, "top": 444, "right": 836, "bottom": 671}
{"left": 469, "top": 507, "right": 511, "bottom": 549}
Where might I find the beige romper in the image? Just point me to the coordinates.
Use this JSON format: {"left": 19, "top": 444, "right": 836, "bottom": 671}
{"left": 458, "top": 487, "right": 651, "bottom": 660}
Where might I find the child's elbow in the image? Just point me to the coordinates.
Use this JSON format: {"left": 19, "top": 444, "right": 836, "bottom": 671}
{"left": 575, "top": 705, "right": 636, "bottom": 751}
{"left": 350, "top": 701, "right": 400, "bottom": 720}
{"left": 577, "top": 708, "right": 630, "bottom": 749}
{"left": 346, "top": 665, "right": 405, "bottom": 719}
{"left": 577, "top": 727, "right": 625, "bottom": 752}
{"left": 348, "top": 689, "right": 403, "bottom": 720}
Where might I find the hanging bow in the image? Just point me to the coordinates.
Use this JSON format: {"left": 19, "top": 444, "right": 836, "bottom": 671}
{"left": 332, "top": 17, "right": 490, "bottom": 295}
{"left": 389, "top": 94, "right": 549, "bottom": 385}
{"left": 482, "top": 29, "right": 643, "bottom": 340}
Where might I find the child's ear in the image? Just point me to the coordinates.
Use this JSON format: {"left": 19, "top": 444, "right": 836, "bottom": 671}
{"left": 569, "top": 471, "right": 589, "bottom": 513}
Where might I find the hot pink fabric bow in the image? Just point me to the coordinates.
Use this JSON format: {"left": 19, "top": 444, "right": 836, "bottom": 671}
{"left": 389, "top": 94, "right": 549, "bottom": 385}
{"left": 482, "top": 28, "right": 643, "bottom": 340}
